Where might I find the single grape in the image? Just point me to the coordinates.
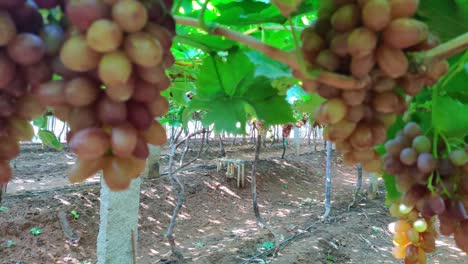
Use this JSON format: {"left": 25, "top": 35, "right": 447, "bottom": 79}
{"left": 98, "top": 51, "right": 133, "bottom": 87}
{"left": 416, "top": 153, "right": 437, "bottom": 174}
{"left": 330, "top": 4, "right": 360, "bottom": 32}
{"left": 126, "top": 100, "right": 153, "bottom": 130}
{"left": 392, "top": 246, "right": 406, "bottom": 259}
{"left": 449, "top": 149, "right": 468, "bottom": 166}
{"left": 384, "top": 155, "right": 404, "bottom": 174}
{"left": 69, "top": 127, "right": 110, "bottom": 160}
{"left": 400, "top": 147, "right": 418, "bottom": 165}
{"left": 102, "top": 156, "right": 132, "bottom": 191}
{"left": 64, "top": 77, "right": 100, "bottom": 107}
{"left": 142, "top": 120, "right": 167, "bottom": 146}
{"left": 362, "top": 0, "right": 391, "bottom": 31}
{"left": 315, "top": 98, "right": 347, "bottom": 125}
{"left": 413, "top": 218, "right": 428, "bottom": 232}
{"left": 86, "top": 19, "right": 123, "bottom": 52}
{"left": 112, "top": 0, "right": 149, "bottom": 33}
{"left": 68, "top": 158, "right": 105, "bottom": 183}
{"left": 393, "top": 231, "right": 409, "bottom": 246}
{"left": 406, "top": 228, "right": 420, "bottom": 244}
{"left": 428, "top": 195, "right": 445, "bottom": 215}
{"left": 97, "top": 95, "right": 127, "bottom": 126}
{"left": 412, "top": 135, "right": 431, "bottom": 154}
{"left": 420, "top": 232, "right": 436, "bottom": 253}
{"left": 403, "top": 122, "right": 422, "bottom": 139}
{"left": 132, "top": 135, "right": 150, "bottom": 160}
{"left": 68, "top": 106, "right": 99, "bottom": 131}
{"left": 65, "top": 0, "right": 109, "bottom": 31}
{"left": 399, "top": 203, "right": 413, "bottom": 214}
{"left": 111, "top": 123, "right": 138, "bottom": 158}
{"left": 124, "top": 32, "right": 163, "bottom": 67}
{"left": 405, "top": 244, "right": 419, "bottom": 262}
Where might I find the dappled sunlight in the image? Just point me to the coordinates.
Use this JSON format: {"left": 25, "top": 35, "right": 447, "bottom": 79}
{"left": 218, "top": 185, "right": 241, "bottom": 198}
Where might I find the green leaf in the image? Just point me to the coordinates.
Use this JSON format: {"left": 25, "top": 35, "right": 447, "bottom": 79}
{"left": 185, "top": 97, "right": 249, "bottom": 134}
{"left": 383, "top": 173, "right": 401, "bottom": 205}
{"left": 37, "top": 130, "right": 63, "bottom": 150}
{"left": 30, "top": 227, "right": 43, "bottom": 236}
{"left": 244, "top": 50, "right": 291, "bottom": 79}
{"left": 417, "top": 0, "right": 468, "bottom": 41}
{"left": 0, "top": 206, "right": 8, "bottom": 212}
{"left": 254, "top": 96, "right": 295, "bottom": 126}
{"left": 197, "top": 50, "right": 255, "bottom": 97}
{"left": 433, "top": 95, "right": 468, "bottom": 138}
{"left": 32, "top": 116, "right": 47, "bottom": 129}
{"left": 292, "top": 92, "right": 325, "bottom": 118}
{"left": 163, "top": 82, "right": 193, "bottom": 106}
{"left": 175, "top": 28, "right": 237, "bottom": 52}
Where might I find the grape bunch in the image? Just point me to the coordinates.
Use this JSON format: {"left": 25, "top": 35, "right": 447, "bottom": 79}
{"left": 0, "top": 0, "right": 66, "bottom": 184}
{"left": 297, "top": 0, "right": 448, "bottom": 173}
{"left": 32, "top": 0, "right": 174, "bottom": 191}
{"left": 384, "top": 122, "right": 468, "bottom": 262}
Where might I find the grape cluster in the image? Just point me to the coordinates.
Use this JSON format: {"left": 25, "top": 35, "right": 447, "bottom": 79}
{"left": 32, "top": 0, "right": 174, "bottom": 191}
{"left": 297, "top": 0, "right": 448, "bottom": 173}
{"left": 0, "top": 0, "right": 63, "bottom": 185}
{"left": 384, "top": 122, "right": 468, "bottom": 262}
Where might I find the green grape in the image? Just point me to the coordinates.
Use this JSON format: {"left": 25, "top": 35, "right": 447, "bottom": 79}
{"left": 399, "top": 203, "right": 413, "bottom": 214}
{"left": 449, "top": 149, "right": 468, "bottom": 166}
{"left": 413, "top": 218, "right": 428, "bottom": 232}
{"left": 412, "top": 135, "right": 431, "bottom": 154}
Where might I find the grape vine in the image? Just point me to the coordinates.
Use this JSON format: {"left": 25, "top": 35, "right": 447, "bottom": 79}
{"left": 0, "top": 0, "right": 468, "bottom": 263}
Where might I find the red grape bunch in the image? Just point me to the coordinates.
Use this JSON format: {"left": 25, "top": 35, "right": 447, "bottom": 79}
{"left": 296, "top": 0, "right": 449, "bottom": 173}
{"left": 384, "top": 122, "right": 468, "bottom": 262}
{"left": 0, "top": 0, "right": 68, "bottom": 185}
{"left": 33, "top": 0, "right": 175, "bottom": 191}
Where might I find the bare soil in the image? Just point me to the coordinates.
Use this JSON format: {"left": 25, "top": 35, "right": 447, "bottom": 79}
{"left": 0, "top": 141, "right": 466, "bottom": 264}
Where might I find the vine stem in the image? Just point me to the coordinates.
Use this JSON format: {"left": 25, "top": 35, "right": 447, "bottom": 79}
{"left": 175, "top": 16, "right": 298, "bottom": 69}
{"left": 175, "top": 16, "right": 370, "bottom": 90}
{"left": 410, "top": 32, "right": 468, "bottom": 72}
{"left": 176, "top": 16, "right": 468, "bottom": 89}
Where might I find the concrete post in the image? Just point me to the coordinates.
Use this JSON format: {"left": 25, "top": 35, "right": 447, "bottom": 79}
{"left": 144, "top": 145, "right": 161, "bottom": 178}
{"left": 97, "top": 177, "right": 142, "bottom": 264}
{"left": 294, "top": 126, "right": 300, "bottom": 156}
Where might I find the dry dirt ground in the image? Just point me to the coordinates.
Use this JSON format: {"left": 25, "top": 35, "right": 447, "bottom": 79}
{"left": 0, "top": 141, "right": 467, "bottom": 264}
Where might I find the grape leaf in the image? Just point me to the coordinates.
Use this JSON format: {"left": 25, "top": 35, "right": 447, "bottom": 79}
{"left": 175, "top": 28, "right": 237, "bottom": 52}
{"left": 183, "top": 97, "right": 249, "bottom": 134}
{"left": 197, "top": 50, "right": 255, "bottom": 97}
{"left": 244, "top": 50, "right": 291, "bottom": 79}
{"left": 291, "top": 89, "right": 325, "bottom": 119}
{"left": 382, "top": 173, "right": 401, "bottom": 205}
{"left": 432, "top": 95, "right": 468, "bottom": 138}
{"left": 253, "top": 95, "right": 294, "bottom": 126}
{"left": 417, "top": 0, "right": 468, "bottom": 41}
{"left": 37, "top": 130, "right": 63, "bottom": 150}
{"left": 162, "top": 82, "right": 194, "bottom": 106}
